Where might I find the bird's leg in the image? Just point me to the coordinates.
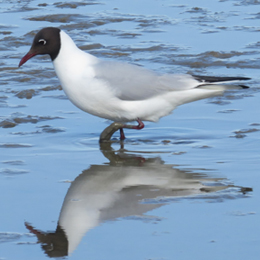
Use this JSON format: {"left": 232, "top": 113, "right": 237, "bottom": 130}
{"left": 119, "top": 118, "right": 144, "bottom": 140}
{"left": 99, "top": 122, "right": 124, "bottom": 143}
{"left": 122, "top": 118, "right": 145, "bottom": 130}
{"left": 134, "top": 118, "right": 145, "bottom": 130}
{"left": 99, "top": 118, "right": 145, "bottom": 143}
{"left": 120, "top": 128, "right": 125, "bottom": 140}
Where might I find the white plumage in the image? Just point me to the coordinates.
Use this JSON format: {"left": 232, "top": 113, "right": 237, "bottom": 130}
{"left": 53, "top": 30, "right": 248, "bottom": 122}
{"left": 19, "top": 27, "right": 250, "bottom": 139}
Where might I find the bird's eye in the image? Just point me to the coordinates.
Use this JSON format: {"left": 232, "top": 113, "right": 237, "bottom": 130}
{"left": 38, "top": 39, "right": 47, "bottom": 45}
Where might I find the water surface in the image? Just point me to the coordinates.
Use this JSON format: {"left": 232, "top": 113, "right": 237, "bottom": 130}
{"left": 0, "top": 0, "right": 260, "bottom": 259}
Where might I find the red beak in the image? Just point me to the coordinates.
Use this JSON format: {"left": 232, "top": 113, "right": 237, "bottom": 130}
{"left": 19, "top": 51, "right": 37, "bottom": 67}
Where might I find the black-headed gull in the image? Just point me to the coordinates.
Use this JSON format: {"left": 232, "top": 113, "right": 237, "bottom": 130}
{"left": 19, "top": 27, "right": 250, "bottom": 141}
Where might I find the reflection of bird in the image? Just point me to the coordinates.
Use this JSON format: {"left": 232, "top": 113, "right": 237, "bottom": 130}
{"left": 19, "top": 27, "right": 250, "bottom": 141}
{"left": 24, "top": 143, "right": 251, "bottom": 257}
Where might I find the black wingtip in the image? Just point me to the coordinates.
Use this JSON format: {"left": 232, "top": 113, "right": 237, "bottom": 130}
{"left": 238, "top": 77, "right": 251, "bottom": 81}
{"left": 192, "top": 75, "right": 251, "bottom": 83}
{"left": 239, "top": 85, "right": 250, "bottom": 89}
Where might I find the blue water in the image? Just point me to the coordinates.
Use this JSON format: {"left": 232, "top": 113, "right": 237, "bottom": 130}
{"left": 0, "top": 0, "right": 260, "bottom": 259}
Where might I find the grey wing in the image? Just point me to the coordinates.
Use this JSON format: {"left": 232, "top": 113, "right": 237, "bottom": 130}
{"left": 93, "top": 60, "right": 200, "bottom": 100}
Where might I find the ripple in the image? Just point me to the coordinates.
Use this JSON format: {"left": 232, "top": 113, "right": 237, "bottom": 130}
{"left": 231, "top": 127, "right": 260, "bottom": 138}
{"left": 1, "top": 160, "right": 25, "bottom": 165}
{"left": 234, "top": 128, "right": 260, "bottom": 134}
{"left": 218, "top": 109, "right": 241, "bottom": 113}
{"left": 0, "top": 143, "right": 32, "bottom": 148}
{"left": 0, "top": 168, "right": 29, "bottom": 175}
{"left": 54, "top": 1, "right": 101, "bottom": 9}
{"left": 0, "top": 113, "right": 63, "bottom": 128}
{"left": 27, "top": 13, "right": 86, "bottom": 23}
{"left": 0, "top": 232, "right": 22, "bottom": 243}
{"left": 14, "top": 85, "right": 62, "bottom": 99}
{"left": 234, "top": 0, "right": 260, "bottom": 6}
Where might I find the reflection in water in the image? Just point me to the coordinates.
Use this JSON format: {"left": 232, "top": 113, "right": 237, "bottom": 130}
{"left": 25, "top": 143, "right": 251, "bottom": 257}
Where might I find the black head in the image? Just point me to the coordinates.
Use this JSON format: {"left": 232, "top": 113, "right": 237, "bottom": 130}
{"left": 19, "top": 27, "right": 61, "bottom": 67}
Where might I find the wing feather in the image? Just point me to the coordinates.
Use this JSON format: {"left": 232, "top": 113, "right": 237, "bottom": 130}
{"left": 93, "top": 60, "right": 250, "bottom": 101}
{"left": 93, "top": 61, "right": 199, "bottom": 100}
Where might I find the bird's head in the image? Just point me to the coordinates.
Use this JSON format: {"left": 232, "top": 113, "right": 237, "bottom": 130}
{"left": 19, "top": 27, "right": 61, "bottom": 67}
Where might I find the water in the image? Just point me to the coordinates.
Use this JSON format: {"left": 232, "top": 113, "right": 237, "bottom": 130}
{"left": 0, "top": 0, "right": 260, "bottom": 259}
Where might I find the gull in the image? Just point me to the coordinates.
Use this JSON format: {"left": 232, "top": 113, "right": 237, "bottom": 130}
{"left": 19, "top": 27, "right": 250, "bottom": 141}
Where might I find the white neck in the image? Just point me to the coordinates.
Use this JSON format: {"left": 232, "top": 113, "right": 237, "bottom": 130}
{"left": 53, "top": 30, "right": 98, "bottom": 81}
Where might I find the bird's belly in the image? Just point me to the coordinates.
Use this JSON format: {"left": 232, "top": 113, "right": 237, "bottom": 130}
{"left": 60, "top": 79, "right": 133, "bottom": 121}
{"left": 57, "top": 76, "right": 178, "bottom": 123}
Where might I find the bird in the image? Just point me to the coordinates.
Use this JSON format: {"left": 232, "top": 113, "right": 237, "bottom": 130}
{"left": 19, "top": 27, "right": 250, "bottom": 141}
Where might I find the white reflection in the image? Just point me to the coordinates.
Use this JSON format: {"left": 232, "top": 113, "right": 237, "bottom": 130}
{"left": 25, "top": 143, "right": 251, "bottom": 257}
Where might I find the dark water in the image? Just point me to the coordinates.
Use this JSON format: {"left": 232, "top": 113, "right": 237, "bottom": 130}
{"left": 1, "top": 0, "right": 260, "bottom": 259}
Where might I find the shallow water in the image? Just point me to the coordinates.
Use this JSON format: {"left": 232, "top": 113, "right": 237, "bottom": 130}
{"left": 0, "top": 0, "right": 260, "bottom": 259}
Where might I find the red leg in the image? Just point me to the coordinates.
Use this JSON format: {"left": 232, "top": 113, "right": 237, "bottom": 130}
{"left": 120, "top": 128, "right": 125, "bottom": 140}
{"left": 132, "top": 118, "right": 145, "bottom": 130}
{"left": 123, "top": 118, "right": 145, "bottom": 130}
{"left": 100, "top": 119, "right": 145, "bottom": 142}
